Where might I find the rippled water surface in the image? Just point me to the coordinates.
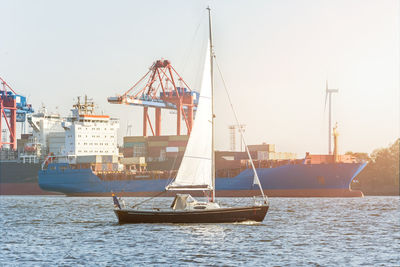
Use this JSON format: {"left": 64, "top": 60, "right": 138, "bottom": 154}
{"left": 1, "top": 196, "right": 399, "bottom": 266}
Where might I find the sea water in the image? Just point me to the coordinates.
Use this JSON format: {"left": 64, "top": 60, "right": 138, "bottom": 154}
{"left": 1, "top": 196, "right": 399, "bottom": 266}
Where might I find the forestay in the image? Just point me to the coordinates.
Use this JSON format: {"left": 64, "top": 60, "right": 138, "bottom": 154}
{"left": 166, "top": 42, "right": 213, "bottom": 191}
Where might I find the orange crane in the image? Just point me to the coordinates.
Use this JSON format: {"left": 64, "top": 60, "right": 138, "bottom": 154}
{"left": 107, "top": 59, "right": 199, "bottom": 136}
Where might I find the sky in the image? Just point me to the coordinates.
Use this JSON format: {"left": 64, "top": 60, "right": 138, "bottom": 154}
{"left": 1, "top": 0, "right": 398, "bottom": 156}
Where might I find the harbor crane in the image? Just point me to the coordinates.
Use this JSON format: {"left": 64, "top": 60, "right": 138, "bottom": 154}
{"left": 107, "top": 59, "right": 199, "bottom": 136}
{"left": 0, "top": 77, "right": 34, "bottom": 150}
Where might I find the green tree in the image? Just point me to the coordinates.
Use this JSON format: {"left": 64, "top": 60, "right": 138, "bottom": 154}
{"left": 351, "top": 139, "right": 399, "bottom": 195}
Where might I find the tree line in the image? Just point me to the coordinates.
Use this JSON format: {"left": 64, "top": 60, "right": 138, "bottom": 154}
{"left": 347, "top": 138, "right": 399, "bottom": 195}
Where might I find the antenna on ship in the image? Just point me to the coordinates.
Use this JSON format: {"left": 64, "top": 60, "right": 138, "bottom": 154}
{"left": 324, "top": 80, "right": 338, "bottom": 155}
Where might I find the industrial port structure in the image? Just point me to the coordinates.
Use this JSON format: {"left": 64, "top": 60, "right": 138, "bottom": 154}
{"left": 107, "top": 59, "right": 199, "bottom": 137}
{"left": 0, "top": 77, "right": 34, "bottom": 150}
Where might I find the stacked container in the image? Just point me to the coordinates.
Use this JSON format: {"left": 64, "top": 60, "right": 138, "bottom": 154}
{"left": 123, "top": 136, "right": 148, "bottom": 158}
{"left": 123, "top": 135, "right": 189, "bottom": 161}
{"left": 165, "top": 135, "right": 188, "bottom": 159}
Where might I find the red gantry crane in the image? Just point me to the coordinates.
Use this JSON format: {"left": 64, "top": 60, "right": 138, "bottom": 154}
{"left": 0, "top": 77, "right": 34, "bottom": 150}
{"left": 107, "top": 59, "right": 199, "bottom": 136}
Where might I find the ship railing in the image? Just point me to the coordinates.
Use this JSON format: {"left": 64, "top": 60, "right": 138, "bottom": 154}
{"left": 0, "top": 149, "right": 18, "bottom": 161}
{"left": 41, "top": 154, "right": 68, "bottom": 170}
{"left": 95, "top": 169, "right": 178, "bottom": 181}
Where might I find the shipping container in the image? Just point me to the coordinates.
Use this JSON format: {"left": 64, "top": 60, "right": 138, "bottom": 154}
{"left": 215, "top": 159, "right": 241, "bottom": 170}
{"left": 166, "top": 147, "right": 179, "bottom": 153}
{"left": 267, "top": 152, "right": 297, "bottom": 160}
{"left": 102, "top": 155, "right": 113, "bottom": 163}
{"left": 148, "top": 141, "right": 169, "bottom": 147}
{"left": 147, "top": 146, "right": 162, "bottom": 153}
{"left": 248, "top": 144, "right": 275, "bottom": 152}
{"left": 147, "top": 150, "right": 161, "bottom": 157}
{"left": 257, "top": 151, "right": 269, "bottom": 160}
{"left": 76, "top": 155, "right": 102, "bottom": 164}
{"left": 121, "top": 157, "right": 146, "bottom": 165}
{"left": 268, "top": 144, "right": 275, "bottom": 152}
{"left": 123, "top": 136, "right": 148, "bottom": 143}
{"left": 124, "top": 142, "right": 146, "bottom": 148}
{"left": 167, "top": 140, "right": 187, "bottom": 147}
{"left": 122, "top": 147, "right": 134, "bottom": 158}
{"left": 102, "top": 163, "right": 108, "bottom": 171}
{"left": 148, "top": 135, "right": 170, "bottom": 141}
{"left": 132, "top": 145, "right": 147, "bottom": 157}
{"left": 167, "top": 135, "right": 189, "bottom": 141}
{"left": 91, "top": 163, "right": 103, "bottom": 171}
{"left": 112, "top": 163, "right": 119, "bottom": 171}
{"left": 106, "top": 162, "right": 113, "bottom": 170}
{"left": 166, "top": 152, "right": 179, "bottom": 158}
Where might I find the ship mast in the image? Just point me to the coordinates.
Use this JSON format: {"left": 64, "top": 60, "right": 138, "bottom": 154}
{"left": 207, "top": 6, "right": 216, "bottom": 202}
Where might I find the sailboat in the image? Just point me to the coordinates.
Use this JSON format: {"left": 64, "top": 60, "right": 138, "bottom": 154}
{"left": 113, "top": 8, "right": 269, "bottom": 224}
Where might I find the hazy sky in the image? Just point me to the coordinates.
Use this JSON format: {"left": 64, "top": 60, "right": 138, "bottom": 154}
{"left": 1, "top": 0, "right": 398, "bottom": 156}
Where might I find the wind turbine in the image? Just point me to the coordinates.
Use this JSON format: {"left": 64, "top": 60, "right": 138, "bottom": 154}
{"left": 324, "top": 80, "right": 338, "bottom": 155}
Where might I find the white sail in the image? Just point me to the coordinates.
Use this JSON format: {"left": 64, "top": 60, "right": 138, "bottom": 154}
{"left": 166, "top": 42, "right": 213, "bottom": 191}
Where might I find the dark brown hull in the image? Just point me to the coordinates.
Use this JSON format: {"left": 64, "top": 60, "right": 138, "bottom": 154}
{"left": 114, "top": 205, "right": 269, "bottom": 224}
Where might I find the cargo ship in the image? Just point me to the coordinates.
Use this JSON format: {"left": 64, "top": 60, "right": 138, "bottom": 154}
{"left": 39, "top": 158, "right": 366, "bottom": 197}
{"left": 36, "top": 98, "right": 366, "bottom": 197}
{"left": 0, "top": 106, "right": 65, "bottom": 195}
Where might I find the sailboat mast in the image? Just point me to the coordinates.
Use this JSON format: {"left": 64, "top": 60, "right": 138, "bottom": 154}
{"left": 207, "top": 6, "right": 216, "bottom": 202}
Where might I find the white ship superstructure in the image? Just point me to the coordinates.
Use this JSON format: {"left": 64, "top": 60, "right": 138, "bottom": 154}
{"left": 18, "top": 106, "right": 66, "bottom": 162}
{"left": 62, "top": 96, "right": 119, "bottom": 158}
{"left": 27, "top": 106, "right": 65, "bottom": 148}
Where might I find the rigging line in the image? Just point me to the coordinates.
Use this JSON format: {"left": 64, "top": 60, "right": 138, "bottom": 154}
{"left": 164, "top": 152, "right": 179, "bottom": 188}
{"left": 131, "top": 190, "right": 167, "bottom": 208}
{"left": 214, "top": 57, "right": 267, "bottom": 201}
{"left": 193, "top": 37, "right": 208, "bottom": 93}
{"left": 180, "top": 12, "right": 206, "bottom": 76}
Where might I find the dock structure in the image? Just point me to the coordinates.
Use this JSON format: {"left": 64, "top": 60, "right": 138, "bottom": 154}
{"left": 107, "top": 60, "right": 199, "bottom": 136}
{"left": 0, "top": 77, "right": 34, "bottom": 150}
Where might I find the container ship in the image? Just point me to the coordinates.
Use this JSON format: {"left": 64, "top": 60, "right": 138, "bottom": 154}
{"left": 2, "top": 63, "right": 366, "bottom": 197}
{"left": 36, "top": 97, "right": 366, "bottom": 197}
{"left": 0, "top": 105, "right": 65, "bottom": 195}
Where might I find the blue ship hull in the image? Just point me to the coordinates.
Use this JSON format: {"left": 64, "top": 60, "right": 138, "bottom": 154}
{"left": 38, "top": 162, "right": 366, "bottom": 197}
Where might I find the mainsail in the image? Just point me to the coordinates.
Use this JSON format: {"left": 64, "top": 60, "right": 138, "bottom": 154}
{"left": 166, "top": 43, "right": 213, "bottom": 191}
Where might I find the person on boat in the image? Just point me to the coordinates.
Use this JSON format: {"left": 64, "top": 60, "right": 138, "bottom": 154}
{"left": 112, "top": 193, "right": 121, "bottom": 209}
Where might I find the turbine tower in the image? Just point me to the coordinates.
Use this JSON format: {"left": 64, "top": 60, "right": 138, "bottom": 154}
{"left": 324, "top": 80, "right": 339, "bottom": 155}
